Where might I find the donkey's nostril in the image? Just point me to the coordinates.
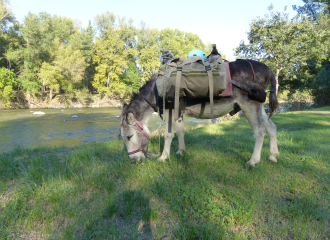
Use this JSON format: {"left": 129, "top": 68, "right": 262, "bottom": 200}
{"left": 127, "top": 135, "right": 133, "bottom": 141}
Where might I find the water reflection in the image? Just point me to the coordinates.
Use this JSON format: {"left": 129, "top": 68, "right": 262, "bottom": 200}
{"left": 0, "top": 108, "right": 209, "bottom": 152}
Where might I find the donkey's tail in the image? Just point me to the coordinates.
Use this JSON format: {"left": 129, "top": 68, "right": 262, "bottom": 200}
{"left": 268, "top": 71, "right": 279, "bottom": 117}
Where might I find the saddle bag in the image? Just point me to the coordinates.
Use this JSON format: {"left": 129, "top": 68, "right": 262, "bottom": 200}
{"left": 248, "top": 88, "right": 266, "bottom": 103}
{"left": 156, "top": 55, "right": 227, "bottom": 119}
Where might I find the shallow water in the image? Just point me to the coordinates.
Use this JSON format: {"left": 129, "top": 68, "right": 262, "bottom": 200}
{"left": 0, "top": 107, "right": 209, "bottom": 153}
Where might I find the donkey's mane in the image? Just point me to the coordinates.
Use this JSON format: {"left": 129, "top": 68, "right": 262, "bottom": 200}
{"left": 128, "top": 74, "right": 157, "bottom": 105}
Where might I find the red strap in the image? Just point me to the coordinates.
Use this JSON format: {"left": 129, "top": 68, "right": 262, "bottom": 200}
{"left": 127, "top": 118, "right": 151, "bottom": 156}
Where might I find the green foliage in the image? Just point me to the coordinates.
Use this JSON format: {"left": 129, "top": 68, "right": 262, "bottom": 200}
{"left": 120, "top": 57, "right": 141, "bottom": 94}
{"left": 293, "top": 0, "right": 330, "bottom": 20}
{"left": 136, "top": 25, "right": 160, "bottom": 85}
{"left": 0, "top": 67, "right": 16, "bottom": 107}
{"left": 1, "top": 7, "right": 212, "bottom": 106}
{"left": 308, "top": 60, "right": 330, "bottom": 105}
{"left": 93, "top": 12, "right": 137, "bottom": 96}
{"left": 159, "top": 28, "right": 206, "bottom": 59}
{"left": 0, "top": 0, "right": 21, "bottom": 65}
{"left": 235, "top": 8, "right": 329, "bottom": 94}
{"left": 6, "top": 12, "right": 79, "bottom": 94}
{"left": 69, "top": 21, "right": 95, "bottom": 89}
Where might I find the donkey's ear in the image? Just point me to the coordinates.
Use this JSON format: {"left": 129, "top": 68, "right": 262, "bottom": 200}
{"left": 120, "top": 103, "right": 128, "bottom": 111}
{"left": 126, "top": 112, "right": 134, "bottom": 125}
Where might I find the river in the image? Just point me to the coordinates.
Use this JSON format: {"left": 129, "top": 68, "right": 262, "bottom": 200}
{"left": 0, "top": 107, "right": 210, "bottom": 153}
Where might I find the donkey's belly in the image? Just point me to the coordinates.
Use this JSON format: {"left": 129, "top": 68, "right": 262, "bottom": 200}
{"left": 184, "top": 100, "right": 235, "bottom": 119}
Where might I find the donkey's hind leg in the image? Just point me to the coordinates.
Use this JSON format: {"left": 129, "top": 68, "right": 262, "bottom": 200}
{"left": 240, "top": 103, "right": 266, "bottom": 167}
{"left": 158, "top": 109, "right": 175, "bottom": 162}
{"left": 260, "top": 104, "right": 279, "bottom": 163}
{"left": 175, "top": 116, "right": 185, "bottom": 155}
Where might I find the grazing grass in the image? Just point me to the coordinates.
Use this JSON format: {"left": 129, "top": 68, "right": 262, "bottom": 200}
{"left": 1, "top": 106, "right": 330, "bottom": 239}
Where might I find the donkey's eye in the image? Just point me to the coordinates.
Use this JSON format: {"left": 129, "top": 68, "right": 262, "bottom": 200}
{"left": 127, "top": 135, "right": 133, "bottom": 141}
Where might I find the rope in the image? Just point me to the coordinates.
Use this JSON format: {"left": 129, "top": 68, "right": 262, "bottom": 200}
{"left": 161, "top": 50, "right": 174, "bottom": 60}
{"left": 156, "top": 50, "right": 174, "bottom": 156}
{"left": 162, "top": 62, "right": 169, "bottom": 123}
{"left": 243, "top": 59, "right": 256, "bottom": 82}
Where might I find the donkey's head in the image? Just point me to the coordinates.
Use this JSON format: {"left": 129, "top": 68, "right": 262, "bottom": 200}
{"left": 120, "top": 103, "right": 151, "bottom": 163}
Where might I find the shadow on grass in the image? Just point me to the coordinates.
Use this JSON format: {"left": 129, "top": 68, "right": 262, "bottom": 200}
{"left": 69, "top": 190, "right": 155, "bottom": 239}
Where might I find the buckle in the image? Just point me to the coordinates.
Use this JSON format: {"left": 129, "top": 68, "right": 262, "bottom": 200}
{"left": 177, "top": 67, "right": 182, "bottom": 71}
{"left": 205, "top": 65, "right": 211, "bottom": 71}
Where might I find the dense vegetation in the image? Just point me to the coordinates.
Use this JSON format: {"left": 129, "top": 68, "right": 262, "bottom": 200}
{"left": 1, "top": 106, "right": 329, "bottom": 239}
{"left": 0, "top": 0, "right": 330, "bottom": 108}
{"left": 235, "top": 1, "right": 330, "bottom": 105}
{"left": 0, "top": 0, "right": 209, "bottom": 108}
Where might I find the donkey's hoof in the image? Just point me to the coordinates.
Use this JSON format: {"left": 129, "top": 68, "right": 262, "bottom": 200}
{"left": 269, "top": 155, "right": 278, "bottom": 163}
{"left": 158, "top": 156, "right": 167, "bottom": 162}
{"left": 245, "top": 160, "right": 256, "bottom": 168}
{"left": 176, "top": 150, "right": 184, "bottom": 156}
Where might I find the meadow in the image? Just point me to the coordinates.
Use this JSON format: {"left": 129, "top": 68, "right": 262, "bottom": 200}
{"left": 1, "top": 107, "right": 329, "bottom": 239}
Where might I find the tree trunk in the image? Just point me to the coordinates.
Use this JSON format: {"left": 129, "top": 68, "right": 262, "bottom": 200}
{"left": 41, "top": 82, "right": 45, "bottom": 102}
{"left": 107, "top": 73, "right": 110, "bottom": 90}
{"left": 275, "top": 68, "right": 280, "bottom": 94}
{"left": 107, "top": 62, "right": 113, "bottom": 90}
{"left": 50, "top": 88, "right": 53, "bottom": 100}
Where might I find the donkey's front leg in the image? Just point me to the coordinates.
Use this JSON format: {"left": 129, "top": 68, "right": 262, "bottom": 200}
{"left": 158, "top": 109, "right": 174, "bottom": 162}
{"left": 175, "top": 116, "right": 185, "bottom": 155}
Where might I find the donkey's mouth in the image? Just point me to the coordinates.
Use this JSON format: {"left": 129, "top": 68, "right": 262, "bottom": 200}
{"left": 130, "top": 154, "right": 145, "bottom": 163}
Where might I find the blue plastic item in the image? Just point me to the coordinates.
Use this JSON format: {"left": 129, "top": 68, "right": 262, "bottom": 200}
{"left": 187, "top": 49, "right": 207, "bottom": 59}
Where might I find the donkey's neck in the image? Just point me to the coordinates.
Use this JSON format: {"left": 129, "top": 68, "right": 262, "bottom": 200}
{"left": 128, "top": 81, "right": 157, "bottom": 126}
{"left": 140, "top": 92, "right": 156, "bottom": 125}
{"left": 136, "top": 76, "right": 157, "bottom": 126}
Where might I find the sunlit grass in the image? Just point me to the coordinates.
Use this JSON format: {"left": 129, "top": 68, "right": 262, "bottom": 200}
{"left": 1, "top": 107, "right": 330, "bottom": 239}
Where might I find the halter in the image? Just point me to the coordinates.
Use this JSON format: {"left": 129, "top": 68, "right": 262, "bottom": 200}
{"left": 127, "top": 118, "right": 151, "bottom": 156}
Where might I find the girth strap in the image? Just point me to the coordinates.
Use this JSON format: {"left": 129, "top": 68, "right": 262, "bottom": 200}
{"left": 205, "top": 64, "right": 214, "bottom": 119}
{"left": 174, "top": 67, "right": 182, "bottom": 120}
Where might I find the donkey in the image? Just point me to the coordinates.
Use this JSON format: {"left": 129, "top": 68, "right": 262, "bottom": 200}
{"left": 120, "top": 59, "right": 279, "bottom": 167}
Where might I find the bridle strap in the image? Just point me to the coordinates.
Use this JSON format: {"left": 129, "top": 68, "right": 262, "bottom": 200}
{"left": 141, "top": 95, "right": 158, "bottom": 113}
{"left": 127, "top": 118, "right": 151, "bottom": 156}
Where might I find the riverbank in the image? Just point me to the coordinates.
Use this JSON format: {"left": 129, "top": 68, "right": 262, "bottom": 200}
{"left": 1, "top": 106, "right": 329, "bottom": 239}
{"left": 1, "top": 90, "right": 319, "bottom": 111}
{"left": 0, "top": 91, "right": 122, "bottom": 110}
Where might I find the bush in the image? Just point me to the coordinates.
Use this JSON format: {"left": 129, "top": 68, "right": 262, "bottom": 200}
{"left": 0, "top": 68, "right": 17, "bottom": 108}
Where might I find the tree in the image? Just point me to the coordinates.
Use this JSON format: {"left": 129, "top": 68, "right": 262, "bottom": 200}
{"left": 136, "top": 25, "right": 160, "bottom": 85}
{"left": 0, "top": 67, "right": 16, "bottom": 107}
{"left": 0, "top": 0, "right": 20, "bottom": 69}
{"left": 293, "top": 0, "right": 330, "bottom": 20}
{"left": 235, "top": 7, "right": 329, "bottom": 93}
{"left": 159, "top": 28, "right": 206, "bottom": 59}
{"left": 54, "top": 41, "right": 86, "bottom": 93}
{"left": 69, "top": 21, "right": 95, "bottom": 90}
{"left": 38, "top": 38, "right": 86, "bottom": 100}
{"left": 7, "top": 12, "right": 80, "bottom": 97}
{"left": 93, "top": 12, "right": 137, "bottom": 97}
{"left": 38, "top": 62, "right": 60, "bottom": 100}
{"left": 120, "top": 57, "right": 141, "bottom": 94}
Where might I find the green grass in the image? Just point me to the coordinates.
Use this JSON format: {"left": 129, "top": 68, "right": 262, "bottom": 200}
{"left": 1, "top": 106, "right": 330, "bottom": 239}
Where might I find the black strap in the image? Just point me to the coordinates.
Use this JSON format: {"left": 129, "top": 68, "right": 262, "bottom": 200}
{"left": 141, "top": 94, "right": 158, "bottom": 113}
{"left": 226, "top": 78, "right": 250, "bottom": 93}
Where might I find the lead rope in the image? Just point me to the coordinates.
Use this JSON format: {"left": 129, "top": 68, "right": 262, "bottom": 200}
{"left": 157, "top": 62, "right": 169, "bottom": 155}
{"left": 157, "top": 52, "right": 174, "bottom": 156}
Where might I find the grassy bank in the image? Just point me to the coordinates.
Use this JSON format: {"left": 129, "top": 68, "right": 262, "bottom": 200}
{"left": 1, "top": 107, "right": 329, "bottom": 239}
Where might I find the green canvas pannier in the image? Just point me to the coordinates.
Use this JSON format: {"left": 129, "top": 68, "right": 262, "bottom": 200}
{"left": 156, "top": 54, "right": 227, "bottom": 119}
